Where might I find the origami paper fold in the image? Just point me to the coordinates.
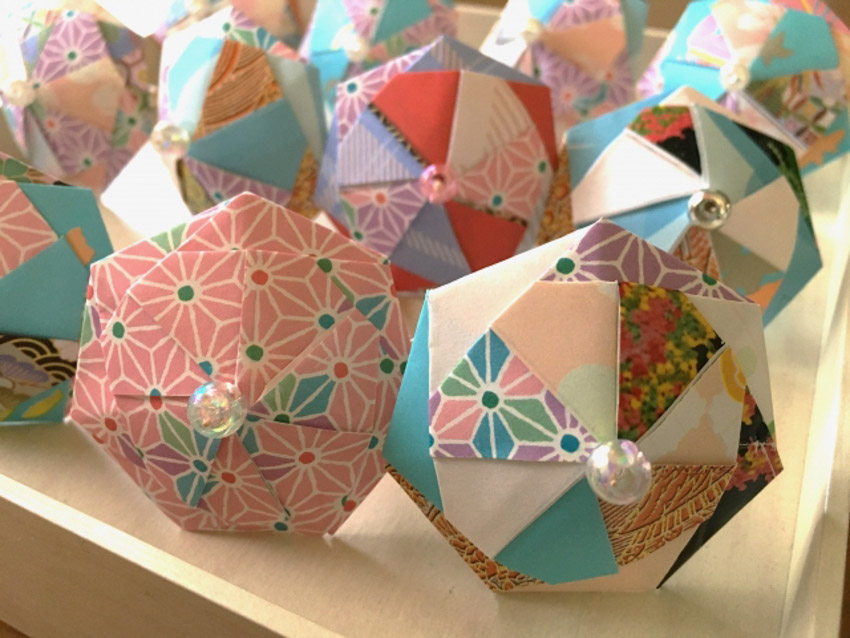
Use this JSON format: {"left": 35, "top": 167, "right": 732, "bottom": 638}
{"left": 69, "top": 192, "right": 409, "bottom": 533}
{"left": 159, "top": 6, "right": 327, "bottom": 216}
{"left": 299, "top": 0, "right": 457, "bottom": 107}
{"left": 0, "top": 3, "right": 158, "bottom": 192}
{"left": 566, "top": 87, "right": 820, "bottom": 324}
{"left": 316, "top": 36, "right": 564, "bottom": 291}
{"left": 638, "top": 0, "right": 850, "bottom": 172}
{"left": 480, "top": 0, "right": 648, "bottom": 131}
{"left": 384, "top": 219, "right": 781, "bottom": 592}
{"left": 0, "top": 152, "right": 113, "bottom": 425}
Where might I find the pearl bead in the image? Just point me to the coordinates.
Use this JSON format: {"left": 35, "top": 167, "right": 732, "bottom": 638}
{"left": 520, "top": 18, "right": 545, "bottom": 44}
{"left": 187, "top": 381, "right": 246, "bottom": 439}
{"left": 150, "top": 121, "right": 190, "bottom": 158}
{"left": 688, "top": 189, "right": 732, "bottom": 230}
{"left": 419, "top": 164, "right": 458, "bottom": 205}
{"left": 719, "top": 60, "right": 750, "bottom": 93}
{"left": 585, "top": 439, "right": 652, "bottom": 506}
{"left": 343, "top": 33, "right": 370, "bottom": 64}
{"left": 3, "top": 80, "right": 36, "bottom": 108}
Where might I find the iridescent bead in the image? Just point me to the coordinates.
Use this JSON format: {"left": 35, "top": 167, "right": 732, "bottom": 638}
{"left": 585, "top": 439, "right": 652, "bottom": 505}
{"left": 688, "top": 189, "right": 731, "bottom": 230}
{"left": 520, "top": 17, "right": 545, "bottom": 44}
{"left": 150, "top": 121, "right": 190, "bottom": 158}
{"left": 719, "top": 60, "right": 751, "bottom": 93}
{"left": 187, "top": 381, "right": 246, "bottom": 439}
{"left": 343, "top": 32, "right": 371, "bottom": 64}
{"left": 2, "top": 80, "right": 36, "bottom": 108}
{"left": 419, "top": 164, "right": 458, "bottom": 204}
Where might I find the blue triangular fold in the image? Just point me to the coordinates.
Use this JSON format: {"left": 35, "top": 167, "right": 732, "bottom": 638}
{"left": 167, "top": 36, "right": 224, "bottom": 133}
{"left": 0, "top": 238, "right": 88, "bottom": 340}
{"left": 659, "top": 60, "right": 725, "bottom": 100}
{"left": 187, "top": 100, "right": 307, "bottom": 190}
{"left": 315, "top": 115, "right": 341, "bottom": 217}
{"left": 703, "top": 109, "right": 781, "bottom": 196}
{"left": 308, "top": 0, "right": 351, "bottom": 53}
{"left": 312, "top": 48, "right": 352, "bottom": 105}
{"left": 338, "top": 108, "right": 422, "bottom": 186}
{"left": 18, "top": 183, "right": 113, "bottom": 261}
{"left": 612, "top": 197, "right": 691, "bottom": 250}
{"left": 372, "top": 0, "right": 432, "bottom": 44}
{"left": 384, "top": 299, "right": 443, "bottom": 508}
{"left": 750, "top": 10, "right": 838, "bottom": 82}
{"left": 666, "top": 0, "right": 714, "bottom": 65}
{"left": 389, "top": 202, "right": 470, "bottom": 285}
{"left": 2, "top": 379, "right": 70, "bottom": 425}
{"left": 566, "top": 92, "right": 665, "bottom": 185}
{"left": 410, "top": 36, "right": 539, "bottom": 85}
{"left": 622, "top": 0, "right": 649, "bottom": 62}
{"left": 763, "top": 207, "right": 821, "bottom": 324}
{"left": 528, "top": 0, "right": 565, "bottom": 23}
{"left": 494, "top": 479, "right": 619, "bottom": 584}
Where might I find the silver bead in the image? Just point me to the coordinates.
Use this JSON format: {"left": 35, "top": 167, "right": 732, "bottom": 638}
{"left": 585, "top": 439, "right": 652, "bottom": 506}
{"left": 2, "top": 80, "right": 36, "bottom": 108}
{"left": 187, "top": 381, "right": 246, "bottom": 439}
{"left": 343, "top": 32, "right": 370, "bottom": 63}
{"left": 150, "top": 121, "right": 190, "bottom": 158}
{"left": 719, "top": 60, "right": 751, "bottom": 93}
{"left": 688, "top": 189, "right": 732, "bottom": 230}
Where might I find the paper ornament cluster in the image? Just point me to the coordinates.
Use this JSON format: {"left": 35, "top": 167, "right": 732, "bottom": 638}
{"left": 299, "top": 0, "right": 457, "bottom": 106}
{"left": 567, "top": 88, "right": 820, "bottom": 324}
{"left": 316, "top": 36, "right": 565, "bottom": 291}
{"left": 639, "top": 0, "right": 850, "bottom": 171}
{"left": 158, "top": 6, "right": 326, "bottom": 216}
{"left": 69, "top": 192, "right": 409, "bottom": 533}
{"left": 481, "top": 0, "right": 648, "bottom": 131}
{"left": 0, "top": 152, "right": 112, "bottom": 425}
{"left": 0, "top": 4, "right": 158, "bottom": 192}
{"left": 385, "top": 219, "right": 782, "bottom": 591}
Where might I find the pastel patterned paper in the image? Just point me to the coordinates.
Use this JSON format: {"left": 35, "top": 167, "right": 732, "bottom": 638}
{"left": 1, "top": 4, "right": 158, "bottom": 192}
{"left": 158, "top": 6, "right": 327, "bottom": 216}
{"left": 0, "top": 152, "right": 113, "bottom": 426}
{"left": 299, "top": 0, "right": 457, "bottom": 107}
{"left": 567, "top": 91, "right": 821, "bottom": 324}
{"left": 638, "top": 0, "right": 850, "bottom": 172}
{"left": 480, "top": 0, "right": 649, "bottom": 132}
{"left": 384, "top": 219, "right": 781, "bottom": 591}
{"left": 69, "top": 192, "right": 409, "bottom": 533}
{"left": 317, "top": 36, "right": 563, "bottom": 292}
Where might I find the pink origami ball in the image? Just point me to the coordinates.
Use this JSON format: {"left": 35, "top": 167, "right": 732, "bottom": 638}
{"left": 69, "top": 192, "right": 410, "bottom": 534}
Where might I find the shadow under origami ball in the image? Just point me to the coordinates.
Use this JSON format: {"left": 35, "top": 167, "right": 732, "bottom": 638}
{"left": 69, "top": 192, "right": 410, "bottom": 534}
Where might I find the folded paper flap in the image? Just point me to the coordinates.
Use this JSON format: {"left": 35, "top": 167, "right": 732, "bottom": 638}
{"left": 0, "top": 180, "right": 57, "bottom": 277}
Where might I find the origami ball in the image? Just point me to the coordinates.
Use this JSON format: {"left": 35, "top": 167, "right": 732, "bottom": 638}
{"left": 567, "top": 87, "right": 821, "bottom": 324}
{"left": 69, "top": 192, "right": 409, "bottom": 533}
{"left": 0, "top": 4, "right": 158, "bottom": 193}
{"left": 481, "top": 0, "right": 648, "bottom": 131}
{"left": 0, "top": 153, "right": 113, "bottom": 425}
{"left": 384, "top": 219, "right": 782, "bottom": 592}
{"left": 157, "top": 6, "right": 326, "bottom": 216}
{"left": 316, "top": 36, "right": 564, "bottom": 292}
{"left": 638, "top": 0, "right": 850, "bottom": 172}
{"left": 299, "top": 0, "right": 457, "bottom": 106}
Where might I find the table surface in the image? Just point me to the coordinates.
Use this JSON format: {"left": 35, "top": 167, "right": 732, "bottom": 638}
{"left": 1, "top": 7, "right": 849, "bottom": 638}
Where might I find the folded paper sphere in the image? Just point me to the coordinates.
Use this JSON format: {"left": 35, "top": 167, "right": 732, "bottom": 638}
{"left": 157, "top": 6, "right": 326, "bottom": 216}
{"left": 638, "top": 0, "right": 850, "bottom": 172}
{"left": 316, "top": 36, "right": 567, "bottom": 292}
{"left": 0, "top": 4, "right": 158, "bottom": 193}
{"left": 298, "top": 0, "right": 457, "bottom": 106}
{"left": 0, "top": 153, "right": 113, "bottom": 425}
{"left": 567, "top": 87, "right": 821, "bottom": 324}
{"left": 480, "top": 0, "right": 648, "bottom": 131}
{"left": 69, "top": 192, "right": 409, "bottom": 533}
{"left": 384, "top": 219, "right": 781, "bottom": 591}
